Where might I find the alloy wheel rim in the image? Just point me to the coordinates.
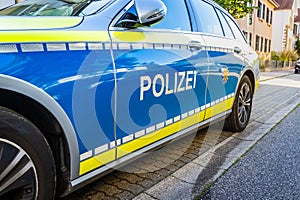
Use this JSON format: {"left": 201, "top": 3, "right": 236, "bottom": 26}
{"left": 238, "top": 82, "right": 251, "bottom": 126}
{"left": 0, "top": 138, "right": 38, "bottom": 199}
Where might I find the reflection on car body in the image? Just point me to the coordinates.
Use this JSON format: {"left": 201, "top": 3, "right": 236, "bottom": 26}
{"left": 0, "top": 0, "right": 259, "bottom": 198}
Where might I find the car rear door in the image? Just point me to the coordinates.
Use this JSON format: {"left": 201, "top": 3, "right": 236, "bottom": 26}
{"left": 189, "top": 0, "right": 245, "bottom": 120}
{"left": 109, "top": 0, "right": 210, "bottom": 159}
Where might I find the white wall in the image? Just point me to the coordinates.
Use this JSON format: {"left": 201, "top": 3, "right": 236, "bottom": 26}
{"left": 0, "top": 0, "right": 15, "bottom": 9}
{"left": 272, "top": 10, "right": 292, "bottom": 51}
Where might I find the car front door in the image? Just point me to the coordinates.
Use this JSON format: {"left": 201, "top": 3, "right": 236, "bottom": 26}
{"left": 109, "top": 0, "right": 210, "bottom": 159}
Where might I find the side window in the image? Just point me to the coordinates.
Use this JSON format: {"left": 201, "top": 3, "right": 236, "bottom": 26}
{"left": 151, "top": 0, "right": 191, "bottom": 31}
{"left": 215, "top": 9, "right": 234, "bottom": 39}
{"left": 190, "top": 0, "right": 223, "bottom": 36}
{"left": 222, "top": 12, "right": 247, "bottom": 43}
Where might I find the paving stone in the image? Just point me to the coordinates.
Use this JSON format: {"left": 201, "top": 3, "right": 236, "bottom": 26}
{"left": 183, "top": 152, "right": 198, "bottom": 160}
{"left": 193, "top": 145, "right": 212, "bottom": 156}
{"left": 74, "top": 187, "right": 98, "bottom": 198}
{"left": 136, "top": 178, "right": 155, "bottom": 189}
{"left": 114, "top": 190, "right": 136, "bottom": 199}
{"left": 154, "top": 168, "right": 172, "bottom": 178}
{"left": 118, "top": 164, "right": 144, "bottom": 174}
{"left": 92, "top": 183, "right": 123, "bottom": 196}
{"left": 171, "top": 159, "right": 186, "bottom": 168}
{"left": 164, "top": 163, "right": 179, "bottom": 172}
{"left": 102, "top": 174, "right": 122, "bottom": 185}
{"left": 150, "top": 160, "right": 171, "bottom": 170}
{"left": 178, "top": 154, "right": 194, "bottom": 164}
{"left": 209, "top": 137, "right": 242, "bottom": 156}
{"left": 112, "top": 180, "right": 144, "bottom": 194}
{"left": 132, "top": 193, "right": 156, "bottom": 200}
{"left": 100, "top": 197, "right": 119, "bottom": 200}
{"left": 135, "top": 172, "right": 162, "bottom": 182}
{"left": 117, "top": 173, "right": 144, "bottom": 184}
{"left": 193, "top": 152, "right": 233, "bottom": 170}
{"left": 135, "top": 162, "right": 161, "bottom": 173}
{"left": 87, "top": 191, "right": 107, "bottom": 200}
{"left": 145, "top": 176, "right": 194, "bottom": 200}
{"left": 63, "top": 193, "right": 82, "bottom": 200}
{"left": 155, "top": 156, "right": 178, "bottom": 166}
{"left": 172, "top": 162, "right": 205, "bottom": 184}
{"left": 232, "top": 122, "right": 272, "bottom": 141}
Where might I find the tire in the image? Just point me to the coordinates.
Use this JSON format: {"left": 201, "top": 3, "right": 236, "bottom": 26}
{"left": 224, "top": 75, "right": 253, "bottom": 132}
{"left": 0, "top": 107, "right": 56, "bottom": 200}
{"left": 295, "top": 69, "right": 298, "bottom": 74}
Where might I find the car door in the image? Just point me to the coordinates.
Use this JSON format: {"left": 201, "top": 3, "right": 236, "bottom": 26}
{"left": 109, "top": 0, "right": 210, "bottom": 159}
{"left": 189, "top": 0, "right": 246, "bottom": 120}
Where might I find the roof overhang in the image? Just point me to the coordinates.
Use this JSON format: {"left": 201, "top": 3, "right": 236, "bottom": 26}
{"left": 269, "top": 0, "right": 280, "bottom": 8}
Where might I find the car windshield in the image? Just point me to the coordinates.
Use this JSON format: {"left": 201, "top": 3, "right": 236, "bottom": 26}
{"left": 0, "top": 0, "right": 111, "bottom": 16}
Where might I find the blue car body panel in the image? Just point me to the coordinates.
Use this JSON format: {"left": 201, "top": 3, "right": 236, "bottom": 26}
{"left": 0, "top": 0, "right": 259, "bottom": 193}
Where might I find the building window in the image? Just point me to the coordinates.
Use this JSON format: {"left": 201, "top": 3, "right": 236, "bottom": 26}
{"left": 257, "top": 1, "right": 261, "bottom": 18}
{"left": 268, "top": 39, "right": 271, "bottom": 52}
{"left": 255, "top": 35, "right": 260, "bottom": 51}
{"left": 293, "top": 24, "right": 298, "bottom": 35}
{"left": 249, "top": 32, "right": 252, "bottom": 46}
{"left": 260, "top": 37, "right": 264, "bottom": 52}
{"left": 266, "top": 7, "right": 270, "bottom": 23}
{"left": 243, "top": 31, "right": 248, "bottom": 40}
{"left": 248, "top": 11, "right": 253, "bottom": 25}
{"left": 262, "top": 4, "right": 266, "bottom": 19}
{"left": 264, "top": 38, "right": 268, "bottom": 52}
{"left": 270, "top": 11, "right": 273, "bottom": 24}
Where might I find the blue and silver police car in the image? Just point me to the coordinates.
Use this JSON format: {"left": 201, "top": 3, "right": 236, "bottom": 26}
{"left": 0, "top": 0, "right": 259, "bottom": 198}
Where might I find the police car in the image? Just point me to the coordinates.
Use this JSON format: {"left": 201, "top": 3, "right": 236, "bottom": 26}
{"left": 0, "top": 0, "right": 259, "bottom": 198}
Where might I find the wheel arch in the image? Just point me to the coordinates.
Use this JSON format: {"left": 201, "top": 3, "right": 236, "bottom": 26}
{"left": 0, "top": 75, "right": 79, "bottom": 195}
{"left": 239, "top": 67, "right": 256, "bottom": 96}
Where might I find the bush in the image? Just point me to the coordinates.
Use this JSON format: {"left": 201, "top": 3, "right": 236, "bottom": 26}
{"left": 271, "top": 50, "right": 298, "bottom": 61}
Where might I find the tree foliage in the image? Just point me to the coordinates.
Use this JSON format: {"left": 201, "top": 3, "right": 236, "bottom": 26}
{"left": 214, "top": 0, "right": 254, "bottom": 19}
{"left": 295, "top": 39, "right": 300, "bottom": 57}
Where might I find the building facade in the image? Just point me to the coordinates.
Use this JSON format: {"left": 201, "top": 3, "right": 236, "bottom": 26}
{"left": 236, "top": 0, "right": 279, "bottom": 58}
{"left": 272, "top": 0, "right": 298, "bottom": 52}
{"left": 294, "top": 8, "right": 300, "bottom": 38}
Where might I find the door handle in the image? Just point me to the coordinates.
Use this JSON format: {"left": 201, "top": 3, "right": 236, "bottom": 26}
{"left": 188, "top": 41, "right": 202, "bottom": 51}
{"left": 234, "top": 46, "right": 242, "bottom": 54}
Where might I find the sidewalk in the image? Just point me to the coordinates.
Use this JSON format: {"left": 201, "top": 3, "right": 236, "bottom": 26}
{"left": 260, "top": 69, "right": 294, "bottom": 81}
{"left": 201, "top": 105, "right": 300, "bottom": 199}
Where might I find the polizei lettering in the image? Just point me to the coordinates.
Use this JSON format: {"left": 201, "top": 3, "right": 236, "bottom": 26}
{"left": 140, "top": 70, "right": 197, "bottom": 101}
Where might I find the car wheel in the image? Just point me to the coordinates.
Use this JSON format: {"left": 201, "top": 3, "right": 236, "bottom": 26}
{"left": 295, "top": 69, "right": 298, "bottom": 74}
{"left": 0, "top": 107, "right": 56, "bottom": 200}
{"left": 224, "top": 75, "right": 253, "bottom": 132}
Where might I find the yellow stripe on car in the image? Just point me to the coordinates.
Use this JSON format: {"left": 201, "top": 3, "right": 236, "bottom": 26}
{"left": 0, "top": 17, "right": 83, "bottom": 30}
{"left": 79, "top": 149, "right": 115, "bottom": 176}
{"left": 0, "top": 31, "right": 110, "bottom": 43}
{"left": 79, "top": 97, "right": 234, "bottom": 175}
{"left": 117, "top": 110, "right": 206, "bottom": 158}
{"left": 255, "top": 78, "right": 260, "bottom": 92}
{"left": 205, "top": 97, "right": 234, "bottom": 119}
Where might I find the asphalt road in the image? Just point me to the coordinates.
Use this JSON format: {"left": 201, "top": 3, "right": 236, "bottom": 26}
{"left": 201, "top": 105, "right": 300, "bottom": 200}
{"left": 64, "top": 69, "right": 300, "bottom": 200}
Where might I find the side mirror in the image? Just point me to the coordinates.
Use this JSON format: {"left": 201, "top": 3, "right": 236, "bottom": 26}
{"left": 134, "top": 0, "right": 167, "bottom": 26}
